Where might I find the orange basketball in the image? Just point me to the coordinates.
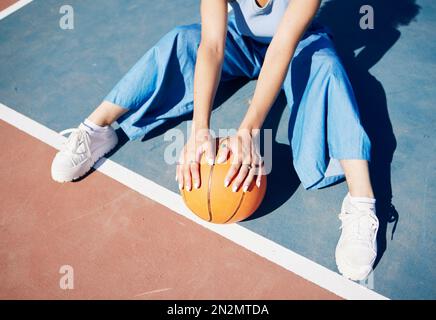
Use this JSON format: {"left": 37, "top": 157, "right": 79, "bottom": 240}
{"left": 181, "top": 144, "right": 267, "bottom": 224}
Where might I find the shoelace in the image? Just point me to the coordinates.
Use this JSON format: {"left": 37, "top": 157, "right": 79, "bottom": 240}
{"left": 59, "top": 127, "right": 92, "bottom": 160}
{"left": 339, "top": 209, "right": 378, "bottom": 243}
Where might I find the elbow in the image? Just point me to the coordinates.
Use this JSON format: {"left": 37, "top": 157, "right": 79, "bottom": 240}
{"left": 199, "top": 41, "right": 225, "bottom": 59}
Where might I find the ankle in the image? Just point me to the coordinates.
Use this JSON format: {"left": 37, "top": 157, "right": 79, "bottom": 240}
{"left": 87, "top": 116, "right": 111, "bottom": 127}
{"left": 82, "top": 119, "right": 111, "bottom": 135}
{"left": 348, "top": 189, "right": 374, "bottom": 199}
{"left": 87, "top": 102, "right": 126, "bottom": 127}
{"left": 347, "top": 193, "right": 376, "bottom": 212}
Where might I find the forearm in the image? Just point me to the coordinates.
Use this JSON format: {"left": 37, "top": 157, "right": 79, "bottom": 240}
{"left": 239, "top": 0, "right": 321, "bottom": 132}
{"left": 192, "top": 44, "right": 224, "bottom": 132}
{"left": 239, "top": 40, "right": 297, "bottom": 131}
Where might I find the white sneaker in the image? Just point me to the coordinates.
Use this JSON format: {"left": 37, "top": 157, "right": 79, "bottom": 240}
{"left": 51, "top": 123, "right": 118, "bottom": 182}
{"left": 335, "top": 193, "right": 379, "bottom": 281}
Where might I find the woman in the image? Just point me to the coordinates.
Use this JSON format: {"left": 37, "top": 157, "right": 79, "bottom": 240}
{"left": 51, "top": 0, "right": 378, "bottom": 281}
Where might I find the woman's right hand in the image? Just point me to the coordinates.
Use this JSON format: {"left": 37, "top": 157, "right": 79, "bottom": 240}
{"left": 176, "top": 129, "right": 215, "bottom": 191}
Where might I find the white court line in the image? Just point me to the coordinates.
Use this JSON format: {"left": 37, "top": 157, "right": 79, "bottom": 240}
{"left": 0, "top": 0, "right": 33, "bottom": 20}
{"left": 0, "top": 102, "right": 388, "bottom": 300}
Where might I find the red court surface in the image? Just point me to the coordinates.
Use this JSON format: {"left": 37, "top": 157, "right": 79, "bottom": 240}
{"left": 0, "top": 120, "right": 340, "bottom": 299}
{"left": 0, "top": 0, "right": 17, "bottom": 11}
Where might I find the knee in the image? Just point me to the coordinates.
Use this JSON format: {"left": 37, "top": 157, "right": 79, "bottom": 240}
{"left": 169, "top": 24, "right": 201, "bottom": 42}
{"left": 313, "top": 51, "right": 344, "bottom": 75}
{"left": 159, "top": 24, "right": 200, "bottom": 53}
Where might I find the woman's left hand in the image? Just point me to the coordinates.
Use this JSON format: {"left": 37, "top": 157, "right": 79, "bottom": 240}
{"left": 216, "top": 130, "right": 264, "bottom": 192}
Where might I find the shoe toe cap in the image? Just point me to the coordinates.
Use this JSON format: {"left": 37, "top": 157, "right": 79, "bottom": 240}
{"left": 336, "top": 244, "right": 377, "bottom": 280}
{"left": 338, "top": 244, "right": 376, "bottom": 266}
{"left": 51, "top": 152, "right": 76, "bottom": 170}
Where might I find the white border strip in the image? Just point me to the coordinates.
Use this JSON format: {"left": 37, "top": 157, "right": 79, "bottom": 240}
{"left": 0, "top": 102, "right": 388, "bottom": 300}
{"left": 0, "top": 0, "right": 33, "bottom": 20}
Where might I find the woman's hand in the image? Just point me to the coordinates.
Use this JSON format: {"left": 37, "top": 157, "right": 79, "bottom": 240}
{"left": 176, "top": 129, "right": 215, "bottom": 191}
{"left": 217, "top": 130, "right": 264, "bottom": 192}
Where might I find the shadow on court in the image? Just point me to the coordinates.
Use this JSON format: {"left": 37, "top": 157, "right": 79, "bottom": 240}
{"left": 317, "top": 0, "right": 421, "bottom": 267}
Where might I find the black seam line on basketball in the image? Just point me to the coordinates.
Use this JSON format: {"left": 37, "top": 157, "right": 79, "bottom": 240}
{"left": 206, "top": 164, "right": 215, "bottom": 222}
{"left": 224, "top": 191, "right": 245, "bottom": 224}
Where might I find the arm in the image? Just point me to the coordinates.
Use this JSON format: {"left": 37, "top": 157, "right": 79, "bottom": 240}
{"left": 220, "top": 0, "right": 321, "bottom": 192}
{"left": 239, "top": 0, "right": 321, "bottom": 132}
{"left": 177, "top": 0, "right": 228, "bottom": 191}
{"left": 192, "top": 0, "right": 228, "bottom": 132}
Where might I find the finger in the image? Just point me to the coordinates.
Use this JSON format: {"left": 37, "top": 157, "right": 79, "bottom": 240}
{"left": 216, "top": 139, "right": 230, "bottom": 164}
{"left": 176, "top": 151, "right": 187, "bottom": 190}
{"left": 199, "top": 140, "right": 215, "bottom": 166}
{"left": 234, "top": 137, "right": 252, "bottom": 191}
{"left": 232, "top": 164, "right": 250, "bottom": 192}
{"left": 242, "top": 166, "right": 256, "bottom": 192}
{"left": 176, "top": 164, "right": 184, "bottom": 190}
{"left": 204, "top": 140, "right": 216, "bottom": 165}
{"left": 190, "top": 161, "right": 201, "bottom": 189}
{"left": 256, "top": 161, "right": 264, "bottom": 188}
{"left": 224, "top": 161, "right": 241, "bottom": 188}
{"left": 183, "top": 165, "right": 192, "bottom": 191}
{"left": 195, "top": 141, "right": 204, "bottom": 163}
{"left": 249, "top": 153, "right": 261, "bottom": 189}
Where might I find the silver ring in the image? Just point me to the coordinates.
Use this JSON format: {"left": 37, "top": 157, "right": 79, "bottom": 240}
{"left": 243, "top": 164, "right": 252, "bottom": 170}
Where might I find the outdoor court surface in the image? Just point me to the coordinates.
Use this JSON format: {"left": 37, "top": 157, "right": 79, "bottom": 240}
{"left": 0, "top": 0, "right": 435, "bottom": 300}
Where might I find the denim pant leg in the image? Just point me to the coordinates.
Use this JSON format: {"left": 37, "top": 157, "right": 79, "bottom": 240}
{"left": 283, "top": 31, "right": 371, "bottom": 190}
{"left": 104, "top": 24, "right": 202, "bottom": 141}
{"left": 104, "top": 15, "right": 262, "bottom": 141}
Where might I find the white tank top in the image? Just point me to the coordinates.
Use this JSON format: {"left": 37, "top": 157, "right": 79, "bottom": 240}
{"left": 229, "top": 0, "right": 290, "bottom": 43}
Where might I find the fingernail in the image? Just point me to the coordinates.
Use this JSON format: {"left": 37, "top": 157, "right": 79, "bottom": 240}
{"left": 243, "top": 185, "right": 248, "bottom": 192}
{"left": 256, "top": 180, "right": 261, "bottom": 188}
{"left": 224, "top": 179, "right": 230, "bottom": 187}
{"left": 186, "top": 184, "right": 191, "bottom": 191}
{"left": 207, "top": 158, "right": 214, "bottom": 166}
{"left": 217, "top": 156, "right": 225, "bottom": 164}
{"left": 178, "top": 183, "right": 183, "bottom": 190}
{"left": 194, "top": 181, "right": 200, "bottom": 189}
{"left": 232, "top": 184, "right": 238, "bottom": 192}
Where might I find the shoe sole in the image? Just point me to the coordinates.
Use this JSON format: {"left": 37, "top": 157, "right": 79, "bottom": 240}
{"left": 335, "top": 253, "right": 373, "bottom": 281}
{"left": 51, "top": 136, "right": 118, "bottom": 183}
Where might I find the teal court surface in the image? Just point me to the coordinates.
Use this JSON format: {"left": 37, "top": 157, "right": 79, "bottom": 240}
{"left": 0, "top": 0, "right": 435, "bottom": 299}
